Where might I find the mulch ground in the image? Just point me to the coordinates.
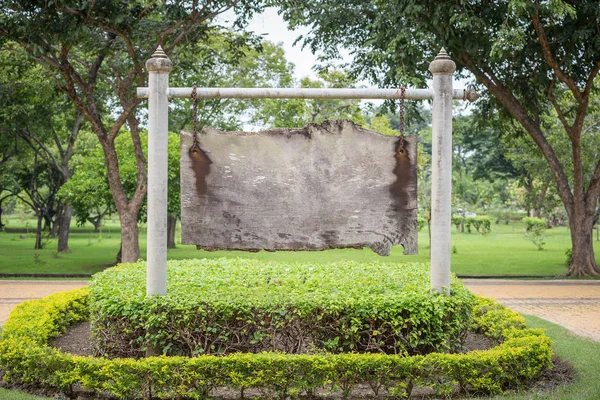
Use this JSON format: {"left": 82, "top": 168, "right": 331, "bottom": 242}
{"left": 0, "top": 321, "right": 576, "bottom": 399}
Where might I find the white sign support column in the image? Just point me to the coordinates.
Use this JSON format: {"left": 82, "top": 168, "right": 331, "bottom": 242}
{"left": 145, "top": 46, "right": 172, "bottom": 296}
{"left": 428, "top": 49, "right": 456, "bottom": 295}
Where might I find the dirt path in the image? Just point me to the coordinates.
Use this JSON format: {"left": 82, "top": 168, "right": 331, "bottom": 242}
{"left": 1, "top": 279, "right": 599, "bottom": 342}
{"left": 0, "top": 280, "right": 89, "bottom": 326}
{"left": 464, "top": 279, "right": 600, "bottom": 342}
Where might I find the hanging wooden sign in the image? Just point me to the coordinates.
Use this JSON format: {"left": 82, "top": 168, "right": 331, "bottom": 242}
{"left": 180, "top": 119, "right": 417, "bottom": 256}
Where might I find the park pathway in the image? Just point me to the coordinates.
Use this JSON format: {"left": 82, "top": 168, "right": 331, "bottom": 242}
{"left": 1, "top": 279, "right": 599, "bottom": 342}
{"left": 464, "top": 279, "right": 600, "bottom": 342}
{"left": 0, "top": 280, "right": 89, "bottom": 326}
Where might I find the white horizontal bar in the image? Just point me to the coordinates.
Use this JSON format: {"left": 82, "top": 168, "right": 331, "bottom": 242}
{"left": 136, "top": 87, "right": 479, "bottom": 101}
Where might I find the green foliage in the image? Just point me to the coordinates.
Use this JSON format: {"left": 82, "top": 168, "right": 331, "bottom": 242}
{"left": 565, "top": 248, "right": 572, "bottom": 267}
{"left": 522, "top": 217, "right": 547, "bottom": 232}
{"left": 90, "top": 260, "right": 474, "bottom": 358}
{"left": 251, "top": 69, "right": 366, "bottom": 129}
{"left": 495, "top": 210, "right": 528, "bottom": 225}
{"left": 465, "top": 216, "right": 492, "bottom": 235}
{"left": 61, "top": 131, "right": 181, "bottom": 223}
{"left": 0, "top": 289, "right": 552, "bottom": 399}
{"left": 452, "top": 216, "right": 463, "bottom": 232}
{"left": 0, "top": 388, "right": 53, "bottom": 400}
{"left": 170, "top": 39, "right": 297, "bottom": 132}
{"left": 417, "top": 216, "right": 427, "bottom": 231}
{"left": 452, "top": 216, "right": 492, "bottom": 234}
{"left": 522, "top": 217, "right": 547, "bottom": 250}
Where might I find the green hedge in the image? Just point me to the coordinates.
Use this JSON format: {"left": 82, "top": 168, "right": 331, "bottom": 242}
{"left": 90, "top": 260, "right": 474, "bottom": 358}
{"left": 465, "top": 216, "right": 492, "bottom": 234}
{"left": 0, "top": 288, "right": 552, "bottom": 399}
{"left": 522, "top": 217, "right": 547, "bottom": 231}
{"left": 417, "top": 217, "right": 427, "bottom": 231}
{"left": 452, "top": 216, "right": 492, "bottom": 234}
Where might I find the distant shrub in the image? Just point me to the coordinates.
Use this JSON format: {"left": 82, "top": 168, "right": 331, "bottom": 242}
{"left": 452, "top": 216, "right": 463, "bottom": 232}
{"left": 565, "top": 248, "right": 572, "bottom": 267}
{"left": 465, "top": 216, "right": 492, "bottom": 235}
{"left": 417, "top": 216, "right": 427, "bottom": 231}
{"left": 522, "top": 217, "right": 547, "bottom": 232}
{"left": 522, "top": 217, "right": 547, "bottom": 250}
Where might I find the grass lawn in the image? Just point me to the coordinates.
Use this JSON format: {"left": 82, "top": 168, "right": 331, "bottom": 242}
{"left": 1, "top": 314, "right": 598, "bottom": 399}
{"left": 0, "top": 389, "right": 52, "bottom": 400}
{"left": 1, "top": 217, "right": 599, "bottom": 276}
{"left": 2, "top": 217, "right": 599, "bottom": 276}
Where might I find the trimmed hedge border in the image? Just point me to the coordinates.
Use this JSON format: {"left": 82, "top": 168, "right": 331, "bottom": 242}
{"left": 0, "top": 289, "right": 552, "bottom": 399}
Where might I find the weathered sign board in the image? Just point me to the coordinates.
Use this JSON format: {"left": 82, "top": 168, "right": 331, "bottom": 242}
{"left": 180, "top": 119, "right": 417, "bottom": 255}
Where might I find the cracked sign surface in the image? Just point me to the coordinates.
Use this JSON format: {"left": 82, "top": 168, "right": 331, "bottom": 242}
{"left": 180, "top": 119, "right": 417, "bottom": 255}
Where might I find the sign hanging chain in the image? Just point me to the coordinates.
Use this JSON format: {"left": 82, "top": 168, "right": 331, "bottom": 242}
{"left": 398, "top": 86, "right": 406, "bottom": 154}
{"left": 190, "top": 86, "right": 199, "bottom": 153}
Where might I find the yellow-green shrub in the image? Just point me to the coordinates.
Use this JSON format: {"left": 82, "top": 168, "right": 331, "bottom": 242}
{"left": 0, "top": 289, "right": 552, "bottom": 399}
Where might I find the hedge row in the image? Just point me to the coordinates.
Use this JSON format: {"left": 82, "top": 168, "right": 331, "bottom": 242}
{"left": 522, "top": 217, "right": 547, "bottom": 231}
{"left": 0, "top": 288, "right": 552, "bottom": 399}
{"left": 451, "top": 216, "right": 493, "bottom": 234}
{"left": 89, "top": 260, "right": 474, "bottom": 358}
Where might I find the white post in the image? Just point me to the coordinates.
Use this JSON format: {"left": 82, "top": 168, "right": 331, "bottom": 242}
{"left": 145, "top": 46, "right": 172, "bottom": 296}
{"left": 428, "top": 48, "right": 455, "bottom": 295}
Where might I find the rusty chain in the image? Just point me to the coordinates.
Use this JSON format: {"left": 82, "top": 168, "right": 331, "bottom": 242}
{"left": 190, "top": 86, "right": 199, "bottom": 153}
{"left": 398, "top": 86, "right": 406, "bottom": 154}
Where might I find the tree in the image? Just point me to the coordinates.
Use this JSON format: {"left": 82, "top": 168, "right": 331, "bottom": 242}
{"left": 11, "top": 149, "right": 61, "bottom": 249}
{"left": 169, "top": 38, "right": 296, "bottom": 133}
{"left": 275, "top": 0, "right": 600, "bottom": 276}
{"left": 0, "top": 0, "right": 262, "bottom": 262}
{"left": 0, "top": 157, "right": 19, "bottom": 232}
{"left": 62, "top": 131, "right": 181, "bottom": 251}
{"left": 58, "top": 133, "right": 116, "bottom": 233}
{"left": 252, "top": 68, "right": 366, "bottom": 129}
{"left": 0, "top": 46, "right": 86, "bottom": 251}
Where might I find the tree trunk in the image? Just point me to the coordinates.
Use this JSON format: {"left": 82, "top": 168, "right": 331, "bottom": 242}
{"left": 116, "top": 242, "right": 122, "bottom": 264}
{"left": 0, "top": 202, "right": 4, "bottom": 232}
{"left": 427, "top": 210, "right": 432, "bottom": 251}
{"left": 566, "top": 211, "right": 600, "bottom": 277}
{"left": 49, "top": 217, "right": 59, "bottom": 237}
{"left": 57, "top": 204, "right": 72, "bottom": 252}
{"left": 90, "top": 216, "right": 103, "bottom": 233}
{"left": 167, "top": 213, "right": 177, "bottom": 249}
{"left": 99, "top": 125, "right": 145, "bottom": 264}
{"left": 34, "top": 213, "right": 44, "bottom": 250}
{"left": 119, "top": 211, "right": 140, "bottom": 263}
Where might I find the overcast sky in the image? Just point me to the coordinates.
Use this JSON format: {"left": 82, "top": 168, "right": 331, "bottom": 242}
{"left": 243, "top": 8, "right": 321, "bottom": 80}
{"left": 218, "top": 7, "right": 341, "bottom": 81}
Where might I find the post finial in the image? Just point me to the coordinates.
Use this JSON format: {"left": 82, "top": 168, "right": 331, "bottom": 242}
{"left": 436, "top": 48, "right": 451, "bottom": 60}
{"left": 146, "top": 44, "right": 173, "bottom": 73}
{"left": 152, "top": 45, "right": 168, "bottom": 59}
{"left": 429, "top": 47, "right": 456, "bottom": 75}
